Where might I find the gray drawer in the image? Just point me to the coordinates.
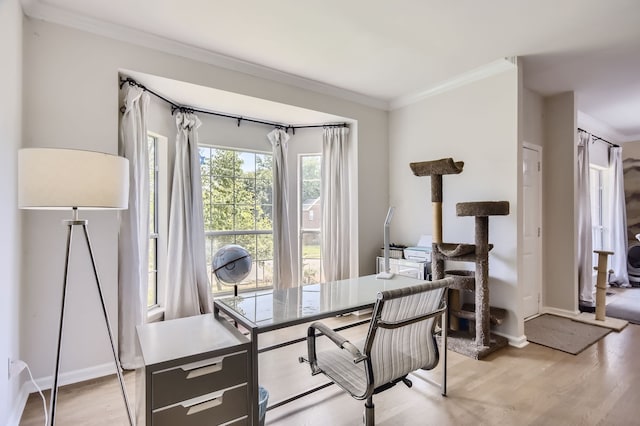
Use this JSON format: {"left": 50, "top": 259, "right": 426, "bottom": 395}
{"left": 152, "top": 350, "right": 247, "bottom": 409}
{"left": 152, "top": 384, "right": 248, "bottom": 426}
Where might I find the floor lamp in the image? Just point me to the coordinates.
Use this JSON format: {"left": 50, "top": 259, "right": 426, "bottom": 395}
{"left": 18, "top": 148, "right": 134, "bottom": 426}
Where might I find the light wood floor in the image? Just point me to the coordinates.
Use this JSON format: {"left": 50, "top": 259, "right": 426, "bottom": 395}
{"left": 20, "top": 313, "right": 640, "bottom": 426}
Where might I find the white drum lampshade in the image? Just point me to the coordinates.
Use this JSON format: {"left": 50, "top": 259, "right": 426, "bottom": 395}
{"left": 17, "top": 147, "right": 134, "bottom": 425}
{"left": 18, "top": 148, "right": 129, "bottom": 210}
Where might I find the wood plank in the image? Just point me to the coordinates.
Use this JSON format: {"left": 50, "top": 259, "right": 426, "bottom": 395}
{"left": 20, "top": 319, "right": 640, "bottom": 426}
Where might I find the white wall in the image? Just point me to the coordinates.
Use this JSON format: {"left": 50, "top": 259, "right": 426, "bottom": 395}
{"left": 22, "top": 18, "right": 388, "bottom": 382}
{"left": 388, "top": 68, "right": 521, "bottom": 339}
{"left": 0, "top": 0, "right": 23, "bottom": 422}
{"left": 542, "top": 92, "right": 578, "bottom": 313}
{"left": 522, "top": 88, "right": 544, "bottom": 147}
{"left": 589, "top": 139, "right": 610, "bottom": 168}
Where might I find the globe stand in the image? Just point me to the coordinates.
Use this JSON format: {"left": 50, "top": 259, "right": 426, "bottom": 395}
{"left": 212, "top": 245, "right": 253, "bottom": 300}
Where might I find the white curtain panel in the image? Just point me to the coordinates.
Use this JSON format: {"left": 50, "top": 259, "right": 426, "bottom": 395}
{"left": 321, "top": 127, "right": 351, "bottom": 282}
{"left": 608, "top": 147, "right": 630, "bottom": 286}
{"left": 118, "top": 85, "right": 150, "bottom": 369}
{"left": 165, "top": 112, "right": 212, "bottom": 319}
{"left": 268, "top": 128, "right": 295, "bottom": 289}
{"left": 577, "top": 132, "right": 594, "bottom": 303}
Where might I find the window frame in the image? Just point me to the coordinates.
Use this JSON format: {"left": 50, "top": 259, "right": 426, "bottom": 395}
{"left": 147, "top": 132, "right": 168, "bottom": 321}
{"left": 148, "top": 135, "right": 159, "bottom": 308}
{"left": 590, "top": 164, "right": 610, "bottom": 267}
{"left": 298, "top": 153, "right": 323, "bottom": 284}
{"left": 200, "top": 144, "right": 274, "bottom": 295}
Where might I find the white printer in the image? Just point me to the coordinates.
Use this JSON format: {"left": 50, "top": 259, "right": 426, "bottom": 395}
{"left": 403, "top": 246, "right": 431, "bottom": 262}
{"left": 403, "top": 235, "right": 432, "bottom": 262}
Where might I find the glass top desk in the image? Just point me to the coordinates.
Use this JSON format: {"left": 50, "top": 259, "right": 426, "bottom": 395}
{"left": 213, "top": 274, "right": 432, "bottom": 424}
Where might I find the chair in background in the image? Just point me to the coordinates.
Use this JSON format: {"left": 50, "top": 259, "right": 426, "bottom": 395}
{"left": 300, "top": 278, "right": 451, "bottom": 425}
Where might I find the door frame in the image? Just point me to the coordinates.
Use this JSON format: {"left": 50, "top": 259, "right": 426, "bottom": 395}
{"left": 522, "top": 141, "right": 543, "bottom": 319}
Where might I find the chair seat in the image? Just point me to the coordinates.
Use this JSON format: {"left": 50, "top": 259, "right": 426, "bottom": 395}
{"left": 316, "top": 340, "right": 367, "bottom": 397}
{"left": 303, "top": 278, "right": 452, "bottom": 425}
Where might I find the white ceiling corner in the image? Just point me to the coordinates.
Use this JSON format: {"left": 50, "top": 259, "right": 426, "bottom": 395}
{"left": 20, "top": 0, "right": 640, "bottom": 138}
{"left": 390, "top": 58, "right": 517, "bottom": 110}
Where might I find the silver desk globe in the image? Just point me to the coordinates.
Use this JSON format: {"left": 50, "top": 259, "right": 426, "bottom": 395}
{"left": 212, "top": 244, "right": 252, "bottom": 296}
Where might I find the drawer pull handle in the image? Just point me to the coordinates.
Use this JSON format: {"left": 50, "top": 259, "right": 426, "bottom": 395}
{"left": 185, "top": 363, "right": 222, "bottom": 379}
{"left": 185, "top": 396, "right": 222, "bottom": 415}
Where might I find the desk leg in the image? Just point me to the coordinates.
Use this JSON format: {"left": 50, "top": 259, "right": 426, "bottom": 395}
{"left": 250, "top": 328, "right": 259, "bottom": 425}
{"left": 442, "top": 303, "right": 447, "bottom": 397}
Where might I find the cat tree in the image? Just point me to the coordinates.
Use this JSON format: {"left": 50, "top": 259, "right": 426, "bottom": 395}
{"left": 410, "top": 158, "right": 509, "bottom": 359}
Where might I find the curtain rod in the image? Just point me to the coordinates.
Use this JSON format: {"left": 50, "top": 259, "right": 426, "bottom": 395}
{"left": 119, "top": 77, "right": 347, "bottom": 134}
{"left": 578, "top": 128, "right": 620, "bottom": 148}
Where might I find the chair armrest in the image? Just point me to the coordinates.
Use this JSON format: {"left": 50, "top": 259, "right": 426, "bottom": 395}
{"left": 306, "top": 322, "right": 367, "bottom": 374}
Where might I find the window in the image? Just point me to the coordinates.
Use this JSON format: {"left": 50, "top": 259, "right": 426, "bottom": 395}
{"left": 148, "top": 135, "right": 158, "bottom": 307}
{"left": 299, "top": 155, "right": 323, "bottom": 284}
{"left": 590, "top": 166, "right": 609, "bottom": 266}
{"left": 200, "top": 146, "right": 274, "bottom": 294}
{"left": 147, "top": 132, "right": 167, "bottom": 317}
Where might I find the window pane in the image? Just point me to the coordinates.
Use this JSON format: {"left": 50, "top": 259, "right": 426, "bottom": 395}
{"left": 203, "top": 198, "right": 214, "bottom": 229}
{"left": 148, "top": 237, "right": 157, "bottom": 307}
{"left": 256, "top": 153, "right": 272, "bottom": 175}
{"left": 211, "top": 148, "right": 236, "bottom": 177}
{"left": 148, "top": 272, "right": 156, "bottom": 306}
{"left": 236, "top": 178, "right": 256, "bottom": 203}
{"left": 148, "top": 138, "right": 156, "bottom": 234}
{"left": 302, "top": 156, "right": 321, "bottom": 201}
{"left": 257, "top": 234, "right": 273, "bottom": 261}
{"left": 202, "top": 146, "right": 274, "bottom": 295}
{"left": 299, "top": 155, "right": 322, "bottom": 284}
{"left": 212, "top": 177, "right": 234, "bottom": 204}
{"left": 256, "top": 179, "right": 272, "bottom": 205}
{"left": 238, "top": 152, "right": 256, "bottom": 178}
{"left": 235, "top": 205, "right": 256, "bottom": 230}
{"left": 257, "top": 205, "right": 272, "bottom": 230}
{"left": 236, "top": 234, "right": 257, "bottom": 259}
{"left": 213, "top": 204, "right": 234, "bottom": 230}
{"left": 147, "top": 136, "right": 158, "bottom": 307}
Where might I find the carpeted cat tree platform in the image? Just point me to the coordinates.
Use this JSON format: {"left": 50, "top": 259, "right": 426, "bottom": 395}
{"left": 410, "top": 158, "right": 509, "bottom": 359}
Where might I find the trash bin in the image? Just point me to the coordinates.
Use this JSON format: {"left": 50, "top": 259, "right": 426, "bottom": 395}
{"left": 258, "top": 386, "right": 269, "bottom": 426}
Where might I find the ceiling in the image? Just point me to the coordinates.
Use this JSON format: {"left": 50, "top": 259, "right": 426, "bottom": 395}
{"left": 22, "top": 0, "right": 640, "bottom": 140}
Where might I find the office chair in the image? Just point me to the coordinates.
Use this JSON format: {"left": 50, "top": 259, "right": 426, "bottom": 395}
{"left": 301, "top": 278, "right": 451, "bottom": 425}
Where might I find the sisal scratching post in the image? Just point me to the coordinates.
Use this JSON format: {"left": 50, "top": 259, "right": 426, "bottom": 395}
{"left": 457, "top": 201, "right": 509, "bottom": 349}
{"left": 475, "top": 215, "right": 490, "bottom": 346}
{"left": 594, "top": 250, "right": 614, "bottom": 321}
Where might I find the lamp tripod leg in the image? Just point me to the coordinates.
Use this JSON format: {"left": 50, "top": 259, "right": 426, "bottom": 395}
{"left": 49, "top": 224, "right": 74, "bottom": 426}
{"left": 82, "top": 224, "right": 134, "bottom": 426}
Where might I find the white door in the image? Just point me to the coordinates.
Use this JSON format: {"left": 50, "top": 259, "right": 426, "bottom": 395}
{"left": 522, "top": 145, "right": 542, "bottom": 319}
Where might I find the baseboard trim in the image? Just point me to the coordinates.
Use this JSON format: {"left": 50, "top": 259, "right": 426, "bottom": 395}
{"left": 7, "top": 382, "right": 31, "bottom": 426}
{"left": 542, "top": 306, "right": 581, "bottom": 319}
{"left": 30, "top": 362, "right": 116, "bottom": 393}
{"left": 493, "top": 331, "right": 529, "bottom": 348}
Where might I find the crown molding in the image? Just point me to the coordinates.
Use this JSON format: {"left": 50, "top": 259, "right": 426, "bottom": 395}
{"left": 577, "top": 111, "right": 640, "bottom": 144}
{"left": 20, "top": 0, "right": 389, "bottom": 111}
{"left": 390, "top": 57, "right": 517, "bottom": 110}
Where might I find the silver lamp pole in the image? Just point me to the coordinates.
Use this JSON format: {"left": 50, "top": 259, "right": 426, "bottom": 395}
{"left": 49, "top": 209, "right": 134, "bottom": 426}
{"left": 377, "top": 207, "right": 395, "bottom": 279}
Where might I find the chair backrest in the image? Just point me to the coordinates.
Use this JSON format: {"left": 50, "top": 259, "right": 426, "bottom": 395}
{"left": 363, "top": 278, "right": 451, "bottom": 390}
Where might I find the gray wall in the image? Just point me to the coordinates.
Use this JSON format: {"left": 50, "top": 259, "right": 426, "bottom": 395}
{"left": 21, "top": 17, "right": 388, "bottom": 382}
{"left": 0, "top": 0, "right": 23, "bottom": 422}
{"left": 542, "top": 92, "right": 578, "bottom": 313}
{"left": 388, "top": 68, "right": 521, "bottom": 341}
